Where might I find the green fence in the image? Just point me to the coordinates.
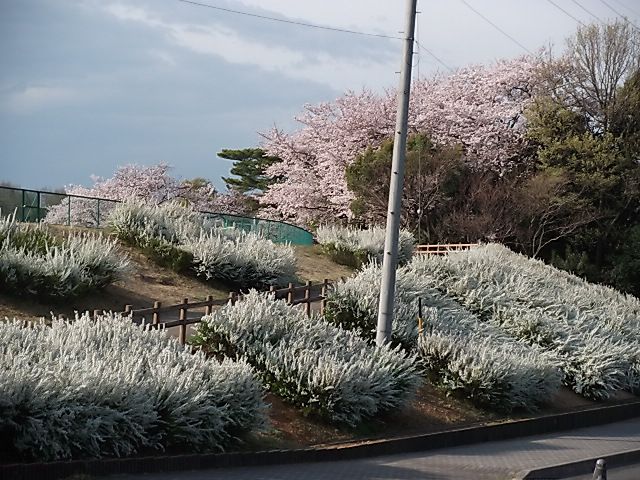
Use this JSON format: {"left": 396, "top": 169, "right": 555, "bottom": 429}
{"left": 0, "top": 186, "right": 314, "bottom": 245}
{"left": 201, "top": 212, "right": 314, "bottom": 245}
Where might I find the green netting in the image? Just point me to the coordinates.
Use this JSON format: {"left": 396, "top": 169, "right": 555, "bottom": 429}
{"left": 0, "top": 186, "right": 314, "bottom": 245}
{"left": 202, "top": 212, "right": 314, "bottom": 245}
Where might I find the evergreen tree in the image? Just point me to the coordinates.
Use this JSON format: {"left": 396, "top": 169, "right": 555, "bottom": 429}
{"left": 218, "top": 148, "right": 281, "bottom": 194}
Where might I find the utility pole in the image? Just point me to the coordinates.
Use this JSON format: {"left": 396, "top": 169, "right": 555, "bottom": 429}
{"left": 376, "top": 0, "right": 417, "bottom": 346}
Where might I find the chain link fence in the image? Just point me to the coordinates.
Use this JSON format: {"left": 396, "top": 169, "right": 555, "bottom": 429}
{"left": 0, "top": 186, "right": 314, "bottom": 245}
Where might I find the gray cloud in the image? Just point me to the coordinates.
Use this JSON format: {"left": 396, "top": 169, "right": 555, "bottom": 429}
{"left": 1, "top": 0, "right": 638, "bottom": 191}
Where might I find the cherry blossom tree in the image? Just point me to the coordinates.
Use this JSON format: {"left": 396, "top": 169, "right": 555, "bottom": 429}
{"left": 260, "top": 55, "right": 542, "bottom": 225}
{"left": 44, "top": 164, "right": 248, "bottom": 227}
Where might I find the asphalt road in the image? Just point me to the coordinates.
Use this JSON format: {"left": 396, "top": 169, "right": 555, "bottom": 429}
{"left": 103, "top": 418, "right": 640, "bottom": 480}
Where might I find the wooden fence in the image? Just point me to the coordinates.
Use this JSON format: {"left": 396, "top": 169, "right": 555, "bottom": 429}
{"left": 415, "top": 243, "right": 480, "bottom": 255}
{"left": 110, "top": 279, "right": 331, "bottom": 345}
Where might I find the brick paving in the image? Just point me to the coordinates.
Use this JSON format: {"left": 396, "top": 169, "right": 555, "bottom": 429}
{"left": 105, "top": 417, "right": 640, "bottom": 480}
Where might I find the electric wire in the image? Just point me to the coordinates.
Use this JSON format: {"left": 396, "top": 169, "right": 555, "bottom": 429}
{"left": 570, "top": 0, "right": 605, "bottom": 23}
{"left": 546, "top": 0, "right": 587, "bottom": 26}
{"left": 176, "top": 0, "right": 404, "bottom": 40}
{"left": 610, "top": 0, "right": 640, "bottom": 18}
{"left": 458, "top": 0, "right": 532, "bottom": 54}
{"left": 598, "top": 0, "right": 640, "bottom": 29}
{"left": 414, "top": 41, "right": 455, "bottom": 72}
{"left": 178, "top": 0, "right": 456, "bottom": 77}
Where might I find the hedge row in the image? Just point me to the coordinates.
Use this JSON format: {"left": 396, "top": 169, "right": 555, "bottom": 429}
{"left": 0, "top": 315, "right": 266, "bottom": 461}
{"left": 412, "top": 244, "right": 640, "bottom": 399}
{"left": 324, "top": 262, "right": 562, "bottom": 412}
{"left": 108, "top": 201, "right": 296, "bottom": 288}
{"left": 192, "top": 291, "right": 421, "bottom": 426}
{"left": 0, "top": 214, "right": 129, "bottom": 300}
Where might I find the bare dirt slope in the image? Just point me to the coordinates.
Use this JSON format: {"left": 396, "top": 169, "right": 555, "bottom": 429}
{"left": 293, "top": 245, "right": 354, "bottom": 283}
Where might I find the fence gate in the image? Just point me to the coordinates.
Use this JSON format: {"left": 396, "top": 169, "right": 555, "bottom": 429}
{"left": 21, "top": 190, "right": 41, "bottom": 222}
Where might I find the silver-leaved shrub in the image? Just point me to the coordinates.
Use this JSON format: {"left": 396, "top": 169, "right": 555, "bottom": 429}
{"left": 191, "top": 290, "right": 421, "bottom": 426}
{"left": 417, "top": 318, "right": 560, "bottom": 411}
{"left": 109, "top": 200, "right": 296, "bottom": 288}
{"left": 323, "top": 263, "right": 561, "bottom": 411}
{"left": 0, "top": 215, "right": 129, "bottom": 299}
{"left": 0, "top": 314, "right": 266, "bottom": 461}
{"left": 316, "top": 225, "right": 415, "bottom": 268}
{"left": 411, "top": 244, "right": 640, "bottom": 399}
{"left": 183, "top": 231, "right": 297, "bottom": 289}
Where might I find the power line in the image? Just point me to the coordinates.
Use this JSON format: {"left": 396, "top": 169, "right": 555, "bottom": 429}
{"left": 415, "top": 41, "right": 454, "bottom": 72}
{"left": 458, "top": 0, "right": 532, "bottom": 54}
{"left": 546, "top": 0, "right": 587, "bottom": 26}
{"left": 610, "top": 0, "right": 640, "bottom": 18}
{"left": 570, "top": 0, "right": 605, "bottom": 23}
{"left": 176, "top": 0, "right": 403, "bottom": 40}
{"left": 598, "top": 0, "right": 640, "bottom": 29}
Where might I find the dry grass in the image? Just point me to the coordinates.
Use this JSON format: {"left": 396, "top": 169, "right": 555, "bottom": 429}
{"left": 294, "top": 245, "right": 355, "bottom": 283}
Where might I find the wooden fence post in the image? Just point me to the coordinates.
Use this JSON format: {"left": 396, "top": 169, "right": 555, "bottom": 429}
{"left": 304, "top": 280, "right": 312, "bottom": 317}
{"left": 321, "top": 278, "right": 329, "bottom": 315}
{"left": 228, "top": 291, "right": 237, "bottom": 306}
{"left": 178, "top": 298, "right": 188, "bottom": 346}
{"left": 205, "top": 295, "right": 213, "bottom": 316}
{"left": 93, "top": 309, "right": 100, "bottom": 320}
{"left": 287, "top": 283, "right": 294, "bottom": 305}
{"left": 124, "top": 305, "right": 132, "bottom": 318}
{"left": 152, "top": 301, "right": 161, "bottom": 325}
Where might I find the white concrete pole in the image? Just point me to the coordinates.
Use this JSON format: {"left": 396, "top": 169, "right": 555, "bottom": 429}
{"left": 376, "top": 0, "right": 417, "bottom": 346}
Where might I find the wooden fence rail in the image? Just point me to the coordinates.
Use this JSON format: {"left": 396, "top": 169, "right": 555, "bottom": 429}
{"left": 115, "top": 279, "right": 331, "bottom": 345}
{"left": 415, "top": 243, "right": 480, "bottom": 255}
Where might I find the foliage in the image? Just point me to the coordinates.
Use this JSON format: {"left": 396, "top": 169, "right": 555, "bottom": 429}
{"left": 526, "top": 21, "right": 640, "bottom": 293}
{"left": 141, "top": 237, "right": 194, "bottom": 273}
{"left": 0, "top": 215, "right": 57, "bottom": 254}
{"left": 417, "top": 327, "right": 560, "bottom": 411}
{"left": 608, "top": 225, "right": 640, "bottom": 295}
{"left": 315, "top": 225, "right": 415, "bottom": 268}
{"left": 0, "top": 215, "right": 129, "bottom": 300}
{"left": 219, "top": 148, "right": 282, "bottom": 194}
{"left": 109, "top": 200, "right": 296, "bottom": 288}
{"left": 109, "top": 198, "right": 206, "bottom": 246}
{"left": 411, "top": 245, "right": 640, "bottom": 399}
{"left": 0, "top": 315, "right": 266, "bottom": 461}
{"left": 323, "top": 262, "right": 561, "bottom": 411}
{"left": 183, "top": 231, "right": 297, "bottom": 289}
{"left": 541, "top": 20, "right": 640, "bottom": 132}
{"left": 191, "top": 291, "right": 421, "bottom": 426}
{"left": 260, "top": 55, "right": 541, "bottom": 225}
{"left": 345, "top": 134, "right": 467, "bottom": 237}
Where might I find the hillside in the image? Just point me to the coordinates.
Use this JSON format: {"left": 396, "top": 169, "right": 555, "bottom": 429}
{"left": 2, "top": 223, "right": 637, "bottom": 456}
{"left": 0, "top": 230, "right": 353, "bottom": 321}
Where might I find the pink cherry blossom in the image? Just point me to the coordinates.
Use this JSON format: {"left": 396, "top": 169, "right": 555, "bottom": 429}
{"left": 260, "top": 55, "right": 541, "bottom": 225}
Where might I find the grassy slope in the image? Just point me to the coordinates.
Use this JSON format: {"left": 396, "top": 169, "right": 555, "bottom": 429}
{"left": 1, "top": 232, "right": 632, "bottom": 451}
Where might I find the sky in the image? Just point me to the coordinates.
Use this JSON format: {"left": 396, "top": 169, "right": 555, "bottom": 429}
{"left": 1, "top": 0, "right": 639, "bottom": 192}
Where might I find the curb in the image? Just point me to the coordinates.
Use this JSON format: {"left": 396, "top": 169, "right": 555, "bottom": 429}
{"left": 514, "top": 447, "right": 640, "bottom": 479}
{"left": 2, "top": 400, "right": 639, "bottom": 480}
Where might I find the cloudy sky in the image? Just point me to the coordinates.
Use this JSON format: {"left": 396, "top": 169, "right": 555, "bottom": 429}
{"left": 1, "top": 0, "right": 638, "bottom": 191}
